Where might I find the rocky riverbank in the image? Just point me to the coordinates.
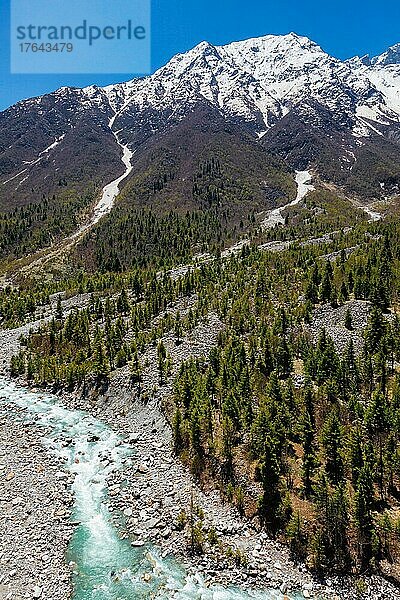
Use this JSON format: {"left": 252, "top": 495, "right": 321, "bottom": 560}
{"left": 0, "top": 408, "right": 73, "bottom": 600}
{"left": 58, "top": 315, "right": 325, "bottom": 598}
{"left": 1, "top": 303, "right": 400, "bottom": 599}
{"left": 49, "top": 314, "right": 399, "bottom": 600}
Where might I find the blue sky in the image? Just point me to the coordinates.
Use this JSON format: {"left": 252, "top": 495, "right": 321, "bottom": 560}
{"left": 1, "top": 0, "right": 399, "bottom": 111}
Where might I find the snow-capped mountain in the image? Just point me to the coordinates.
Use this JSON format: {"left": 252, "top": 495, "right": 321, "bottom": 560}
{"left": 1, "top": 33, "right": 400, "bottom": 210}
{"left": 348, "top": 43, "right": 400, "bottom": 120}
{"left": 99, "top": 33, "right": 400, "bottom": 137}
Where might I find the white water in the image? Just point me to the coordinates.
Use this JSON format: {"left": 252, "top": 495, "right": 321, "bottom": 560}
{"left": 0, "top": 377, "right": 293, "bottom": 600}
{"left": 261, "top": 170, "right": 314, "bottom": 230}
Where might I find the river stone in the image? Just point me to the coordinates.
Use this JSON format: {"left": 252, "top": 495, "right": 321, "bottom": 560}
{"left": 131, "top": 540, "right": 145, "bottom": 547}
{"left": 33, "top": 586, "right": 42, "bottom": 598}
{"left": 147, "top": 517, "right": 159, "bottom": 529}
{"left": 303, "top": 583, "right": 313, "bottom": 590}
{"left": 5, "top": 472, "right": 15, "bottom": 481}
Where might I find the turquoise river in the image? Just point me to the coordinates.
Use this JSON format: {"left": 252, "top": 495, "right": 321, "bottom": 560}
{"left": 0, "top": 377, "right": 305, "bottom": 600}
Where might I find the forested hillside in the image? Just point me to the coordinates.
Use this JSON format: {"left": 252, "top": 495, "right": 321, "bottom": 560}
{"left": 4, "top": 216, "right": 400, "bottom": 583}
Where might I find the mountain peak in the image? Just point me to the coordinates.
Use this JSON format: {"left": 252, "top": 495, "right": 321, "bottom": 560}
{"left": 98, "top": 31, "right": 396, "bottom": 137}
{"left": 346, "top": 54, "right": 372, "bottom": 68}
{"left": 2, "top": 30, "right": 400, "bottom": 217}
{"left": 372, "top": 42, "right": 400, "bottom": 66}
{"left": 192, "top": 40, "right": 217, "bottom": 53}
{"left": 219, "top": 31, "right": 322, "bottom": 53}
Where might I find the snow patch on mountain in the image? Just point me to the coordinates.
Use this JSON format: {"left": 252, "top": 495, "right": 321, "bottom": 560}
{"left": 361, "top": 67, "right": 400, "bottom": 116}
{"left": 2, "top": 33, "right": 400, "bottom": 197}
{"left": 91, "top": 133, "right": 134, "bottom": 225}
{"left": 348, "top": 43, "right": 400, "bottom": 119}
{"left": 261, "top": 170, "right": 314, "bottom": 229}
{"left": 2, "top": 134, "right": 66, "bottom": 189}
{"left": 77, "top": 112, "right": 135, "bottom": 229}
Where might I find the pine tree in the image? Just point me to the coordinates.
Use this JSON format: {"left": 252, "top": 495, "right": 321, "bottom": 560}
{"left": 173, "top": 407, "right": 184, "bottom": 453}
{"left": 129, "top": 351, "right": 142, "bottom": 383}
{"left": 344, "top": 309, "right": 353, "bottom": 331}
{"left": 275, "top": 337, "right": 292, "bottom": 379}
{"left": 286, "top": 512, "right": 307, "bottom": 560}
{"left": 302, "top": 409, "right": 316, "bottom": 497}
{"left": 117, "top": 288, "right": 130, "bottom": 314}
{"left": 259, "top": 433, "right": 283, "bottom": 532}
{"left": 221, "top": 415, "right": 235, "bottom": 479}
{"left": 174, "top": 311, "right": 183, "bottom": 344}
{"left": 305, "top": 265, "right": 320, "bottom": 304}
{"left": 354, "top": 464, "right": 375, "bottom": 569}
{"left": 348, "top": 427, "right": 364, "bottom": 486}
{"left": 365, "top": 306, "right": 386, "bottom": 354}
{"left": 56, "top": 295, "right": 63, "bottom": 321}
{"left": 314, "top": 477, "right": 350, "bottom": 572}
{"left": 321, "top": 410, "right": 344, "bottom": 486}
{"left": 93, "top": 339, "right": 110, "bottom": 378}
{"left": 340, "top": 281, "right": 349, "bottom": 303}
{"left": 320, "top": 262, "right": 333, "bottom": 303}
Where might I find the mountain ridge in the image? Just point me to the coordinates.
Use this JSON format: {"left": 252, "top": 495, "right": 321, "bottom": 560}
{"left": 0, "top": 32, "right": 399, "bottom": 257}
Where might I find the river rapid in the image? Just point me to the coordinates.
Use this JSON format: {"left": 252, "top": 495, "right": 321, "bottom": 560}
{"left": 0, "top": 377, "right": 300, "bottom": 600}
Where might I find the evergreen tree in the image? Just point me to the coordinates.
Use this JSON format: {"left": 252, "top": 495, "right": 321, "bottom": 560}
{"left": 354, "top": 464, "right": 375, "bottom": 569}
{"left": 344, "top": 309, "right": 353, "bottom": 331}
{"left": 259, "top": 433, "right": 284, "bottom": 532}
{"left": 365, "top": 306, "right": 386, "bottom": 354}
{"left": 302, "top": 409, "right": 316, "bottom": 497}
{"left": 56, "top": 296, "right": 63, "bottom": 321}
{"left": 321, "top": 410, "right": 344, "bottom": 486}
{"left": 320, "top": 262, "right": 333, "bottom": 303}
{"left": 173, "top": 407, "right": 184, "bottom": 453}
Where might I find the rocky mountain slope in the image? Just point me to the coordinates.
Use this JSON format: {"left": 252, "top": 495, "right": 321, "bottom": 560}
{"left": 0, "top": 33, "right": 399, "bottom": 260}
